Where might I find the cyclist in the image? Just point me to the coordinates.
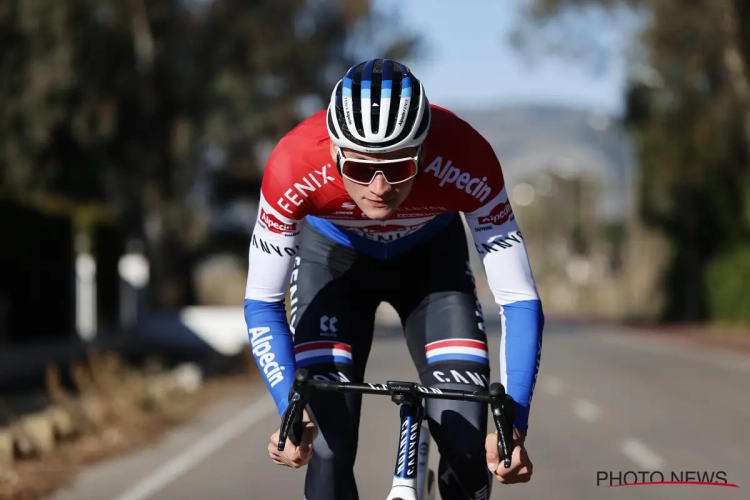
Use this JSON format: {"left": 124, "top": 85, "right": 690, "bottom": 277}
{"left": 244, "top": 58, "right": 543, "bottom": 499}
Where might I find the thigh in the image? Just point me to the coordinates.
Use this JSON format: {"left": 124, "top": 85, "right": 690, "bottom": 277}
{"left": 391, "top": 215, "right": 488, "bottom": 382}
{"left": 291, "top": 223, "right": 380, "bottom": 462}
{"left": 391, "top": 218, "right": 491, "bottom": 497}
{"left": 397, "top": 282, "right": 490, "bottom": 430}
{"left": 398, "top": 283, "right": 491, "bottom": 499}
{"left": 290, "top": 222, "right": 380, "bottom": 383}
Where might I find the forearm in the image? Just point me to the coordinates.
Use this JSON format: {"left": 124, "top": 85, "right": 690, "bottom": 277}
{"left": 465, "top": 187, "right": 544, "bottom": 434}
{"left": 499, "top": 299, "right": 544, "bottom": 434}
{"left": 244, "top": 299, "right": 297, "bottom": 415}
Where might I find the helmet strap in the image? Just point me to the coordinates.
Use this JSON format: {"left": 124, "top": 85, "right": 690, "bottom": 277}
{"left": 414, "top": 145, "right": 424, "bottom": 178}
{"left": 335, "top": 148, "right": 344, "bottom": 177}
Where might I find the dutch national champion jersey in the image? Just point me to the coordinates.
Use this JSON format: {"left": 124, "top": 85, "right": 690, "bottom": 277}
{"left": 244, "top": 105, "right": 544, "bottom": 433}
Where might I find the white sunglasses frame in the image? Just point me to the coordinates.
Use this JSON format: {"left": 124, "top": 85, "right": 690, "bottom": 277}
{"left": 337, "top": 147, "right": 421, "bottom": 185}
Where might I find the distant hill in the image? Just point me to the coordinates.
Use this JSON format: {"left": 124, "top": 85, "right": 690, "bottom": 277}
{"left": 454, "top": 104, "right": 636, "bottom": 222}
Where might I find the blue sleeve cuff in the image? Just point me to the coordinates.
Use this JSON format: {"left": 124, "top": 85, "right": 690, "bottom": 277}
{"left": 244, "top": 299, "right": 297, "bottom": 417}
{"left": 500, "top": 299, "right": 544, "bottom": 434}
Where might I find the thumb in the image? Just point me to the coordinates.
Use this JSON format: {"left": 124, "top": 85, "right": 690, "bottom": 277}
{"left": 299, "top": 424, "right": 316, "bottom": 451}
{"left": 485, "top": 433, "right": 499, "bottom": 471}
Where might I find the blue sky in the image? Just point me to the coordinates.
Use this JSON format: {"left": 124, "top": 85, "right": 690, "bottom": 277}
{"left": 371, "top": 0, "right": 631, "bottom": 116}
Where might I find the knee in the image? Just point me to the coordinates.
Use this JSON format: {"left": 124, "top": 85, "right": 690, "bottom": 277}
{"left": 427, "top": 403, "right": 487, "bottom": 461}
{"left": 311, "top": 430, "right": 358, "bottom": 473}
{"left": 433, "top": 418, "right": 486, "bottom": 461}
{"left": 309, "top": 400, "right": 360, "bottom": 466}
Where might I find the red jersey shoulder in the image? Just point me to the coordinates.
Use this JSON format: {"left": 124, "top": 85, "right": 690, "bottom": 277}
{"left": 405, "top": 106, "right": 507, "bottom": 213}
{"left": 260, "top": 111, "right": 345, "bottom": 220}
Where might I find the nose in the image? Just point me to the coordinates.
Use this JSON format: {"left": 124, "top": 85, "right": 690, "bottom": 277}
{"left": 369, "top": 173, "right": 393, "bottom": 197}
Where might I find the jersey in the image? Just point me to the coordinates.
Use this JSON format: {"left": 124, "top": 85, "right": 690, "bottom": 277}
{"left": 244, "top": 105, "right": 544, "bottom": 433}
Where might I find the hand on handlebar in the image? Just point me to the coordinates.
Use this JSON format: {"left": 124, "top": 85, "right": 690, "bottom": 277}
{"left": 268, "top": 409, "right": 317, "bottom": 469}
{"left": 486, "top": 428, "right": 533, "bottom": 484}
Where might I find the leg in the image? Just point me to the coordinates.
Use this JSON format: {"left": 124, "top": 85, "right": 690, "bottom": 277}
{"left": 290, "top": 223, "right": 380, "bottom": 500}
{"left": 404, "top": 291, "right": 491, "bottom": 500}
{"left": 390, "top": 217, "right": 492, "bottom": 500}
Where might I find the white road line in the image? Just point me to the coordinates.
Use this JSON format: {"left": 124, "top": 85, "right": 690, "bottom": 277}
{"left": 540, "top": 376, "right": 565, "bottom": 397}
{"left": 115, "top": 396, "right": 275, "bottom": 500}
{"left": 572, "top": 398, "right": 601, "bottom": 423}
{"left": 620, "top": 439, "right": 664, "bottom": 469}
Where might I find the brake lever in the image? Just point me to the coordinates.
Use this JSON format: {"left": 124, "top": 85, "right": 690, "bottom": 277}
{"left": 488, "top": 382, "right": 515, "bottom": 469}
{"left": 277, "top": 368, "right": 310, "bottom": 451}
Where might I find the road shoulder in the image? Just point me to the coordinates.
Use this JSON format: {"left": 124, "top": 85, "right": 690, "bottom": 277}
{"left": 51, "top": 374, "right": 266, "bottom": 500}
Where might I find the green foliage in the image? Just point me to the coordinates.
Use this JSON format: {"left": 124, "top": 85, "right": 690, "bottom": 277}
{"left": 0, "top": 0, "right": 421, "bottom": 207}
{"left": 513, "top": 0, "right": 750, "bottom": 323}
{"left": 0, "top": 0, "right": 421, "bottom": 309}
{"left": 705, "top": 245, "right": 750, "bottom": 324}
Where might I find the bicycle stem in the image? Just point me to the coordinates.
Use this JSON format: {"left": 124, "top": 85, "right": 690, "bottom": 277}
{"left": 392, "top": 402, "right": 425, "bottom": 481}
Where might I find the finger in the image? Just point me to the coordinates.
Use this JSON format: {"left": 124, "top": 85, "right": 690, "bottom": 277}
{"left": 485, "top": 433, "right": 499, "bottom": 470}
{"left": 499, "top": 445, "right": 528, "bottom": 474}
{"left": 268, "top": 445, "right": 290, "bottom": 467}
{"left": 268, "top": 443, "right": 289, "bottom": 457}
{"left": 506, "top": 472, "right": 531, "bottom": 484}
{"left": 501, "top": 463, "right": 533, "bottom": 485}
{"left": 297, "top": 445, "right": 313, "bottom": 462}
{"left": 484, "top": 432, "right": 498, "bottom": 452}
{"left": 489, "top": 459, "right": 518, "bottom": 477}
{"left": 268, "top": 443, "right": 286, "bottom": 461}
{"left": 297, "top": 426, "right": 317, "bottom": 460}
{"left": 297, "top": 442, "right": 316, "bottom": 462}
{"left": 301, "top": 424, "right": 317, "bottom": 447}
{"left": 523, "top": 452, "right": 533, "bottom": 471}
{"left": 491, "top": 456, "right": 528, "bottom": 482}
{"left": 298, "top": 440, "right": 313, "bottom": 455}
{"left": 495, "top": 473, "right": 513, "bottom": 485}
{"left": 499, "top": 476, "right": 528, "bottom": 485}
{"left": 270, "top": 433, "right": 280, "bottom": 447}
{"left": 496, "top": 471, "right": 526, "bottom": 485}
{"left": 269, "top": 442, "right": 297, "bottom": 464}
{"left": 493, "top": 467, "right": 519, "bottom": 481}
{"left": 517, "top": 465, "right": 532, "bottom": 475}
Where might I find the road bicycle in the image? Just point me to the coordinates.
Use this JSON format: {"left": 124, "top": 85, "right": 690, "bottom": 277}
{"left": 278, "top": 368, "right": 516, "bottom": 500}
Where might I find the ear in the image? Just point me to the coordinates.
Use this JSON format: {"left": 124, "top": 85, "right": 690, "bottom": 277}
{"left": 330, "top": 141, "right": 344, "bottom": 177}
{"left": 329, "top": 140, "right": 337, "bottom": 160}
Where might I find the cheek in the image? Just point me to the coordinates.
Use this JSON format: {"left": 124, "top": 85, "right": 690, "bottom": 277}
{"left": 343, "top": 179, "right": 364, "bottom": 197}
{"left": 395, "top": 180, "right": 415, "bottom": 201}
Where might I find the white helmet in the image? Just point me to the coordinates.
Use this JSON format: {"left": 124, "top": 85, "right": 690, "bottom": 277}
{"left": 326, "top": 59, "right": 431, "bottom": 154}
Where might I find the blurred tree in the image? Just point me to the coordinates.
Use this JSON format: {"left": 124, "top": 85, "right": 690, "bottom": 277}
{"left": 512, "top": 0, "right": 750, "bottom": 324}
{"left": 0, "top": 0, "right": 422, "bottom": 309}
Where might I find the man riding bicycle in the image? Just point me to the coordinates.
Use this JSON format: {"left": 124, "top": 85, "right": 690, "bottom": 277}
{"left": 244, "top": 58, "right": 543, "bottom": 499}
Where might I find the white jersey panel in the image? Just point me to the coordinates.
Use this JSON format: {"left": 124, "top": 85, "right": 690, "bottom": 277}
{"left": 245, "top": 193, "right": 301, "bottom": 303}
{"left": 464, "top": 188, "right": 540, "bottom": 306}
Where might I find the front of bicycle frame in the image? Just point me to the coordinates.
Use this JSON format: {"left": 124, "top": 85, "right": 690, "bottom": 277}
{"left": 278, "top": 368, "right": 516, "bottom": 500}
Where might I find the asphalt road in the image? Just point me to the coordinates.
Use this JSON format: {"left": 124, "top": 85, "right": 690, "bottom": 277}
{"left": 53, "top": 318, "right": 750, "bottom": 500}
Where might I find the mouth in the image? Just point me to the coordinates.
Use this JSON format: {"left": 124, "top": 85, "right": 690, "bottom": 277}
{"left": 364, "top": 198, "right": 392, "bottom": 208}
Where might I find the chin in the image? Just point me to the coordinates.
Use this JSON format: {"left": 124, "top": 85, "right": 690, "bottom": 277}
{"left": 362, "top": 206, "right": 396, "bottom": 220}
